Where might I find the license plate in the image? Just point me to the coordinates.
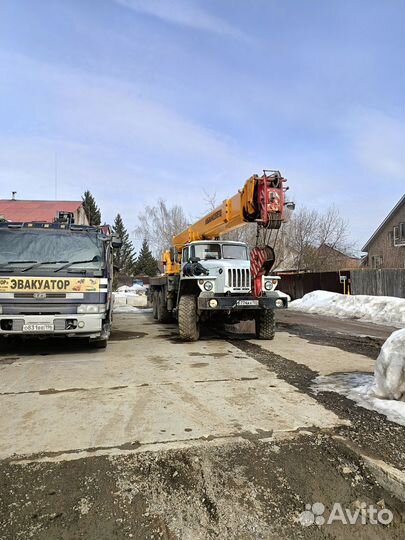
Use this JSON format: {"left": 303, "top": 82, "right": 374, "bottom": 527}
{"left": 236, "top": 299, "right": 259, "bottom": 306}
{"left": 23, "top": 323, "right": 54, "bottom": 332}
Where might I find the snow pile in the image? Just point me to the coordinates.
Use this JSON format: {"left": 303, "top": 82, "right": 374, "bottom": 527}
{"left": 289, "top": 290, "right": 405, "bottom": 327}
{"left": 370, "top": 328, "right": 405, "bottom": 401}
{"left": 313, "top": 328, "right": 405, "bottom": 425}
{"left": 113, "top": 284, "right": 148, "bottom": 312}
{"left": 116, "top": 284, "right": 146, "bottom": 295}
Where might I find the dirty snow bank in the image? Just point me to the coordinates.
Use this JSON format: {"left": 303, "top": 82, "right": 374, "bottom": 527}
{"left": 313, "top": 328, "right": 405, "bottom": 425}
{"left": 289, "top": 290, "right": 405, "bottom": 327}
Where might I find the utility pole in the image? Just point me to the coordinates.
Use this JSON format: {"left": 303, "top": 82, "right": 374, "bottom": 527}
{"left": 54, "top": 152, "right": 58, "bottom": 199}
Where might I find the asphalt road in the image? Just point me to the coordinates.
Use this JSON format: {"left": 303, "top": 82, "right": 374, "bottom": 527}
{"left": 0, "top": 311, "right": 404, "bottom": 539}
{"left": 276, "top": 309, "right": 396, "bottom": 341}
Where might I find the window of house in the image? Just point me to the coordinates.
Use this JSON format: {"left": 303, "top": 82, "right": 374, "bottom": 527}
{"left": 372, "top": 255, "right": 383, "bottom": 269}
{"left": 400, "top": 223, "right": 405, "bottom": 241}
{"left": 393, "top": 224, "right": 405, "bottom": 246}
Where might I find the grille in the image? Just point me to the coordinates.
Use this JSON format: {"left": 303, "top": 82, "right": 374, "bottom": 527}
{"left": 227, "top": 268, "right": 250, "bottom": 290}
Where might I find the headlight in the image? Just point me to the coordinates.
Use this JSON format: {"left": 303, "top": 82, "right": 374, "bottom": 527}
{"left": 203, "top": 280, "right": 214, "bottom": 291}
{"left": 264, "top": 281, "right": 273, "bottom": 291}
{"left": 275, "top": 299, "right": 284, "bottom": 308}
{"left": 77, "top": 304, "right": 106, "bottom": 314}
{"left": 209, "top": 299, "right": 218, "bottom": 308}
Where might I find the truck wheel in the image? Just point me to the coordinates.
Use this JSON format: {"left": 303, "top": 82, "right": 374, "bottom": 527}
{"left": 157, "top": 291, "right": 171, "bottom": 323}
{"left": 152, "top": 291, "right": 158, "bottom": 319}
{"left": 255, "top": 309, "right": 275, "bottom": 340}
{"left": 178, "top": 295, "right": 200, "bottom": 341}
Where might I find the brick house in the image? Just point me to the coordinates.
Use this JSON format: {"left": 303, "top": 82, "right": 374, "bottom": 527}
{"left": 362, "top": 194, "right": 405, "bottom": 269}
{"left": 316, "top": 243, "right": 361, "bottom": 271}
{"left": 0, "top": 199, "right": 89, "bottom": 225}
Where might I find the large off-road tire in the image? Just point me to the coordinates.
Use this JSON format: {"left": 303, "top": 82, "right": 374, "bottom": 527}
{"left": 157, "top": 291, "right": 171, "bottom": 323}
{"left": 178, "top": 295, "right": 200, "bottom": 341}
{"left": 255, "top": 309, "right": 275, "bottom": 340}
{"left": 152, "top": 291, "right": 158, "bottom": 319}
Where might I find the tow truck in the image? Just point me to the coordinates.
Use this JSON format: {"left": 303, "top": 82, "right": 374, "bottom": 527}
{"left": 0, "top": 212, "right": 121, "bottom": 347}
{"left": 149, "top": 170, "right": 293, "bottom": 341}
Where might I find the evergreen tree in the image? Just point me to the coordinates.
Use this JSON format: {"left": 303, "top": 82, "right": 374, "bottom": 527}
{"left": 112, "top": 214, "right": 136, "bottom": 275}
{"left": 82, "top": 191, "right": 101, "bottom": 226}
{"left": 134, "top": 239, "right": 159, "bottom": 276}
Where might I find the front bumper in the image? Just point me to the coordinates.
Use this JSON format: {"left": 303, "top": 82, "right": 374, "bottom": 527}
{"left": 197, "top": 292, "right": 288, "bottom": 311}
{"left": 0, "top": 313, "right": 104, "bottom": 336}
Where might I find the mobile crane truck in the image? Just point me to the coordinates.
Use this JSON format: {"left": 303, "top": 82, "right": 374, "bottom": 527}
{"left": 0, "top": 212, "right": 122, "bottom": 348}
{"left": 149, "top": 170, "right": 293, "bottom": 341}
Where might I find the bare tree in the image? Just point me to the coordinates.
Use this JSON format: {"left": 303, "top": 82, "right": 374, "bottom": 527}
{"left": 316, "top": 206, "right": 348, "bottom": 251}
{"left": 202, "top": 189, "right": 218, "bottom": 212}
{"left": 278, "top": 205, "right": 353, "bottom": 272}
{"left": 135, "top": 195, "right": 353, "bottom": 273}
{"left": 135, "top": 199, "right": 189, "bottom": 257}
{"left": 285, "top": 207, "right": 319, "bottom": 270}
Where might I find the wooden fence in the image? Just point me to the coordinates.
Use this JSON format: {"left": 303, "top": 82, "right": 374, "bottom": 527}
{"left": 277, "top": 271, "right": 344, "bottom": 300}
{"left": 350, "top": 269, "right": 405, "bottom": 298}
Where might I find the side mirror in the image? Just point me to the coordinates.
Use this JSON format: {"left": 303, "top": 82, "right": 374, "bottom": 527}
{"left": 189, "top": 256, "right": 200, "bottom": 263}
{"left": 285, "top": 201, "right": 295, "bottom": 211}
{"left": 111, "top": 235, "right": 122, "bottom": 249}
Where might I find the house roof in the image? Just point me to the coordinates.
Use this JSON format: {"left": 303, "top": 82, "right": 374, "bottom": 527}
{"left": 362, "top": 194, "right": 405, "bottom": 252}
{"left": 0, "top": 200, "right": 83, "bottom": 223}
{"left": 317, "top": 243, "right": 359, "bottom": 259}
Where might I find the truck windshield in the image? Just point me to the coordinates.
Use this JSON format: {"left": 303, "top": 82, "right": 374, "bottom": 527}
{"left": 222, "top": 244, "right": 248, "bottom": 260}
{"left": 192, "top": 244, "right": 221, "bottom": 260}
{"left": 0, "top": 229, "right": 104, "bottom": 272}
{"left": 191, "top": 243, "right": 248, "bottom": 260}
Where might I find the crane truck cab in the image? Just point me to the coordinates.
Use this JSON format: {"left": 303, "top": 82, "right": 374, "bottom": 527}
{"left": 0, "top": 218, "right": 122, "bottom": 348}
{"left": 150, "top": 239, "right": 287, "bottom": 341}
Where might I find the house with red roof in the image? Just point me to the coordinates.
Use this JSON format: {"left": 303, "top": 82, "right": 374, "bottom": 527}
{"left": 0, "top": 198, "right": 89, "bottom": 225}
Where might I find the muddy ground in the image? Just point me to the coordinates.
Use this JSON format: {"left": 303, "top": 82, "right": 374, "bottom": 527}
{"left": 1, "top": 434, "right": 404, "bottom": 540}
{"left": 0, "top": 311, "right": 404, "bottom": 539}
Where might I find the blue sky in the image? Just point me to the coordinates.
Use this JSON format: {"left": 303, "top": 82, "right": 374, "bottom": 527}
{"left": 0, "top": 0, "right": 404, "bottom": 252}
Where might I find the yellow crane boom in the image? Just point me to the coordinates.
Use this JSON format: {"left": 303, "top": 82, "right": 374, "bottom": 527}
{"left": 164, "top": 170, "right": 289, "bottom": 274}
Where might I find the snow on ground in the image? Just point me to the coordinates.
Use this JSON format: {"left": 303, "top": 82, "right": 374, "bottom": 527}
{"left": 113, "top": 306, "right": 152, "bottom": 314}
{"left": 313, "top": 372, "right": 405, "bottom": 426}
{"left": 313, "top": 328, "right": 405, "bottom": 425}
{"left": 116, "top": 284, "right": 147, "bottom": 295}
{"left": 113, "top": 285, "right": 148, "bottom": 312}
{"left": 289, "top": 290, "right": 405, "bottom": 327}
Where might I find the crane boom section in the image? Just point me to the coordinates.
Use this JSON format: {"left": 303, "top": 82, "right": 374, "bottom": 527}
{"left": 173, "top": 189, "right": 244, "bottom": 246}
{"left": 173, "top": 172, "right": 286, "bottom": 247}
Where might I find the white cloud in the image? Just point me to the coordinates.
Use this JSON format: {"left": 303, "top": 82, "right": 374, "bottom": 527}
{"left": 114, "top": 0, "right": 244, "bottom": 38}
{"left": 0, "top": 52, "right": 255, "bottom": 232}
